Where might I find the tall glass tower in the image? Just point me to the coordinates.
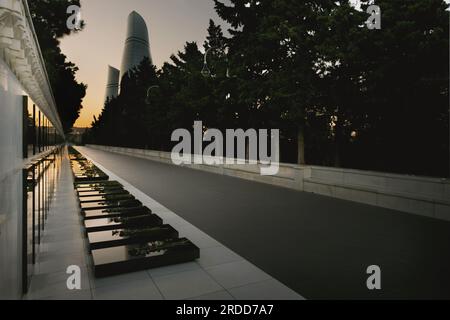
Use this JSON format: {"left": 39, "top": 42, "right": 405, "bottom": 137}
{"left": 104, "top": 65, "right": 120, "bottom": 103}
{"left": 120, "top": 11, "right": 152, "bottom": 81}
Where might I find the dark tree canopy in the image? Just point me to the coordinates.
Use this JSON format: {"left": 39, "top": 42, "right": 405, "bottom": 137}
{"left": 85, "top": 0, "right": 449, "bottom": 177}
{"left": 29, "top": 0, "right": 87, "bottom": 133}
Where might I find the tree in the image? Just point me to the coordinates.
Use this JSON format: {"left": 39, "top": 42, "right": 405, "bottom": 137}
{"left": 357, "top": 0, "right": 449, "bottom": 176}
{"left": 214, "top": 0, "right": 337, "bottom": 164}
{"left": 28, "top": 0, "right": 87, "bottom": 133}
{"left": 214, "top": 0, "right": 449, "bottom": 175}
{"left": 86, "top": 0, "right": 449, "bottom": 177}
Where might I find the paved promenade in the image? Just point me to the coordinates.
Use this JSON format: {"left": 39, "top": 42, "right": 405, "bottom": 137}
{"left": 76, "top": 147, "right": 450, "bottom": 299}
{"left": 27, "top": 147, "right": 302, "bottom": 300}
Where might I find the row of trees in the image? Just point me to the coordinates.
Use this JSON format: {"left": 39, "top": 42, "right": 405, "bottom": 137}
{"left": 85, "top": 0, "right": 449, "bottom": 177}
{"left": 29, "top": 0, "right": 87, "bottom": 133}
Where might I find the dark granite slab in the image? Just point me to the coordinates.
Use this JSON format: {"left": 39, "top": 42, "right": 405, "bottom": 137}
{"left": 84, "top": 214, "right": 163, "bottom": 233}
{"left": 78, "top": 190, "right": 129, "bottom": 198}
{"left": 88, "top": 225, "right": 178, "bottom": 250}
{"left": 77, "top": 186, "right": 125, "bottom": 195}
{"left": 81, "top": 199, "right": 142, "bottom": 212}
{"left": 92, "top": 238, "right": 200, "bottom": 278}
{"left": 74, "top": 174, "right": 109, "bottom": 182}
{"left": 75, "top": 181, "right": 122, "bottom": 189}
{"left": 78, "top": 194, "right": 135, "bottom": 204}
{"left": 83, "top": 206, "right": 152, "bottom": 220}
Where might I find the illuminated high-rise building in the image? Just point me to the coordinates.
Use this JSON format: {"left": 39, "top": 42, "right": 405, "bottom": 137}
{"left": 104, "top": 65, "right": 120, "bottom": 102}
{"left": 120, "top": 11, "right": 152, "bottom": 81}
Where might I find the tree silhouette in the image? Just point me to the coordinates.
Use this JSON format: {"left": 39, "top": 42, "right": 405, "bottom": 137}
{"left": 86, "top": 0, "right": 449, "bottom": 177}
{"left": 29, "top": 0, "right": 87, "bottom": 133}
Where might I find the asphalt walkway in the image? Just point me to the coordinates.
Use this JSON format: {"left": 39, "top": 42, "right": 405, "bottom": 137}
{"left": 77, "top": 146, "right": 450, "bottom": 299}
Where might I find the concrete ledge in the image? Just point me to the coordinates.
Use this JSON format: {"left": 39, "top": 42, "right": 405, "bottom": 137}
{"left": 85, "top": 145, "right": 450, "bottom": 222}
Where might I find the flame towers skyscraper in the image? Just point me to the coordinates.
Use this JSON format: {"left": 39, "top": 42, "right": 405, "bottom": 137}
{"left": 120, "top": 11, "right": 152, "bottom": 81}
{"left": 104, "top": 65, "right": 120, "bottom": 102}
{"left": 103, "top": 11, "right": 152, "bottom": 101}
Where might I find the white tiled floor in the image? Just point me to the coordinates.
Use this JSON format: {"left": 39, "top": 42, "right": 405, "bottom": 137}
{"left": 205, "top": 260, "right": 272, "bottom": 290}
{"left": 189, "top": 290, "right": 235, "bottom": 300}
{"left": 26, "top": 149, "right": 93, "bottom": 300}
{"left": 25, "top": 148, "right": 304, "bottom": 300}
{"left": 228, "top": 279, "right": 302, "bottom": 300}
{"left": 92, "top": 277, "right": 163, "bottom": 300}
{"left": 152, "top": 269, "right": 223, "bottom": 300}
{"left": 196, "top": 246, "right": 243, "bottom": 268}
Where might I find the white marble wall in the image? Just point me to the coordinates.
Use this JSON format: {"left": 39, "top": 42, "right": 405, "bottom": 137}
{"left": 0, "top": 58, "right": 25, "bottom": 299}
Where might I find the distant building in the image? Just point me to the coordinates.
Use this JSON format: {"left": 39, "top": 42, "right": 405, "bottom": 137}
{"left": 120, "top": 11, "right": 152, "bottom": 82}
{"left": 104, "top": 11, "right": 152, "bottom": 99}
{"left": 104, "top": 65, "right": 120, "bottom": 103}
{"left": 70, "top": 127, "right": 88, "bottom": 145}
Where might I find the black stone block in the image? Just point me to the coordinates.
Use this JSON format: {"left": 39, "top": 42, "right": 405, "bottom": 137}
{"left": 92, "top": 238, "right": 200, "bottom": 278}
{"left": 75, "top": 181, "right": 122, "bottom": 189}
{"left": 77, "top": 186, "right": 125, "bottom": 195}
{"left": 84, "top": 214, "right": 163, "bottom": 233}
{"left": 81, "top": 199, "right": 142, "bottom": 212}
{"left": 78, "top": 194, "right": 135, "bottom": 204}
{"left": 88, "top": 225, "right": 178, "bottom": 251}
{"left": 83, "top": 206, "right": 152, "bottom": 220}
{"left": 78, "top": 189, "right": 129, "bottom": 198}
{"left": 74, "top": 174, "right": 109, "bottom": 182}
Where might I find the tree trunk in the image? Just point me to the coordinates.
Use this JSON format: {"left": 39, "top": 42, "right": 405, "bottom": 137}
{"left": 334, "top": 117, "right": 342, "bottom": 168}
{"left": 245, "top": 140, "right": 249, "bottom": 163}
{"left": 297, "top": 127, "right": 305, "bottom": 165}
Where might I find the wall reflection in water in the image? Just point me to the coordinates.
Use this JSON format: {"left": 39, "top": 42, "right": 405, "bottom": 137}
{"left": 22, "top": 147, "right": 64, "bottom": 294}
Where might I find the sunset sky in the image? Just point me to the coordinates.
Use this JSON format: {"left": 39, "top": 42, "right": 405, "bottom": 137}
{"left": 61, "top": 0, "right": 228, "bottom": 128}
